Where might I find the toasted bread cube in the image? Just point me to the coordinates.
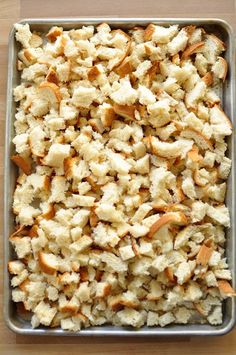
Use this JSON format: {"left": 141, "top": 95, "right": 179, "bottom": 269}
{"left": 119, "top": 245, "right": 135, "bottom": 261}
{"left": 116, "top": 308, "right": 146, "bottom": 328}
{"left": 75, "top": 282, "right": 90, "bottom": 302}
{"left": 110, "top": 78, "right": 137, "bottom": 105}
{"left": 10, "top": 236, "right": 31, "bottom": 258}
{"left": 207, "top": 306, "right": 222, "bottom": 325}
{"left": 8, "top": 260, "right": 25, "bottom": 275}
{"left": 174, "top": 261, "right": 191, "bottom": 285}
{"left": 69, "top": 236, "right": 92, "bottom": 254}
{"left": 15, "top": 23, "right": 32, "bottom": 48}
{"left": 95, "top": 282, "right": 111, "bottom": 298}
{"left": 12, "top": 288, "right": 26, "bottom": 302}
{"left": 34, "top": 301, "right": 57, "bottom": 326}
{"left": 38, "top": 251, "right": 59, "bottom": 275}
{"left": 72, "top": 86, "right": 97, "bottom": 108}
{"left": 158, "top": 312, "right": 175, "bottom": 327}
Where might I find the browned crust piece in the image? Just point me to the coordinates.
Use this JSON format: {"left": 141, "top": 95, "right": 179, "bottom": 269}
{"left": 217, "top": 57, "right": 228, "bottom": 82}
{"left": 196, "top": 244, "right": 213, "bottom": 266}
{"left": 60, "top": 303, "right": 79, "bottom": 315}
{"left": 207, "top": 34, "right": 226, "bottom": 51}
{"left": 176, "top": 176, "right": 186, "bottom": 203}
{"left": 101, "top": 106, "right": 116, "bottom": 127}
{"left": 64, "top": 157, "right": 79, "bottom": 179}
{"left": 110, "top": 38, "right": 131, "bottom": 71}
{"left": 172, "top": 54, "right": 180, "bottom": 65}
{"left": 10, "top": 225, "right": 27, "bottom": 238}
{"left": 144, "top": 24, "right": 155, "bottom": 41}
{"left": 46, "top": 67, "right": 59, "bottom": 85}
{"left": 181, "top": 41, "right": 205, "bottom": 60}
{"left": 63, "top": 284, "right": 78, "bottom": 299}
{"left": 17, "top": 60, "right": 24, "bottom": 71}
{"left": 115, "top": 59, "right": 133, "bottom": 78}
{"left": 46, "top": 26, "right": 63, "bottom": 42}
{"left": 148, "top": 212, "right": 188, "bottom": 239}
{"left": 95, "top": 283, "right": 111, "bottom": 298}
{"left": 74, "top": 312, "right": 88, "bottom": 323}
{"left": 87, "top": 66, "right": 101, "bottom": 81}
{"left": 28, "top": 224, "right": 39, "bottom": 238}
{"left": 79, "top": 266, "right": 89, "bottom": 282}
{"left": 95, "top": 269, "right": 104, "bottom": 282}
{"left": 19, "top": 279, "right": 30, "bottom": 292}
{"left": 218, "top": 280, "right": 236, "bottom": 296}
{"left": 183, "top": 25, "right": 196, "bottom": 37}
{"left": 37, "top": 204, "right": 55, "bottom": 221}
{"left": 71, "top": 261, "right": 80, "bottom": 273}
{"left": 89, "top": 208, "right": 99, "bottom": 228}
{"left": 44, "top": 175, "right": 51, "bottom": 191}
{"left": 23, "top": 49, "right": 37, "bottom": 63}
{"left": 187, "top": 145, "right": 203, "bottom": 163}
{"left": 38, "top": 81, "right": 62, "bottom": 102}
{"left": 147, "top": 61, "right": 160, "bottom": 86}
{"left": 38, "top": 251, "right": 58, "bottom": 275}
{"left": 64, "top": 157, "right": 73, "bottom": 179}
{"left": 86, "top": 176, "right": 100, "bottom": 193}
{"left": 11, "top": 155, "right": 32, "bottom": 175}
{"left": 202, "top": 72, "right": 213, "bottom": 86}
{"left": 144, "top": 44, "right": 153, "bottom": 56}
{"left": 113, "top": 103, "right": 136, "bottom": 120}
{"left": 131, "top": 237, "right": 140, "bottom": 257}
{"left": 29, "top": 143, "right": 45, "bottom": 159}
{"left": 165, "top": 266, "right": 176, "bottom": 283}
{"left": 180, "top": 128, "right": 213, "bottom": 151}
{"left": 109, "top": 295, "right": 139, "bottom": 311}
{"left": 172, "top": 120, "right": 186, "bottom": 132}
{"left": 8, "top": 260, "right": 23, "bottom": 274}
{"left": 88, "top": 118, "right": 104, "bottom": 134}
{"left": 136, "top": 103, "right": 146, "bottom": 118}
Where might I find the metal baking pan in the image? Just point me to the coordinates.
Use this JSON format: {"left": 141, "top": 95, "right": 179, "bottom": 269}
{"left": 4, "top": 18, "right": 235, "bottom": 336}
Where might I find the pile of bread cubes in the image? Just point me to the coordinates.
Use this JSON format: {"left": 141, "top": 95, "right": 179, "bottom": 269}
{"left": 9, "top": 22, "right": 235, "bottom": 331}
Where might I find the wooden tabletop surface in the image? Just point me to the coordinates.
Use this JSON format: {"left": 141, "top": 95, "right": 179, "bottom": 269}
{"left": 0, "top": 0, "right": 236, "bottom": 354}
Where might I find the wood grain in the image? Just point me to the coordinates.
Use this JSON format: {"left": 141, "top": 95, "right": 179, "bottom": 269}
{"left": 0, "top": 0, "right": 236, "bottom": 354}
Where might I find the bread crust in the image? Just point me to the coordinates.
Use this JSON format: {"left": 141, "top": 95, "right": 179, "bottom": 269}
{"left": 38, "top": 251, "right": 58, "bottom": 275}
{"left": 11, "top": 155, "right": 31, "bottom": 175}
{"left": 113, "top": 103, "right": 136, "bottom": 120}
{"left": 148, "top": 212, "right": 188, "bottom": 239}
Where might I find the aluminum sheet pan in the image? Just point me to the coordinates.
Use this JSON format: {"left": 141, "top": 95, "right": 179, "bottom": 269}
{"left": 4, "top": 18, "right": 236, "bottom": 336}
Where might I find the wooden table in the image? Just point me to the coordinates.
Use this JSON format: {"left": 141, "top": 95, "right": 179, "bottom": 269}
{"left": 0, "top": 0, "right": 236, "bottom": 353}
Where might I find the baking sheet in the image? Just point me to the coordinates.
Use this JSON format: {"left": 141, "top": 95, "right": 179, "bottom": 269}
{"left": 4, "top": 18, "right": 236, "bottom": 336}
